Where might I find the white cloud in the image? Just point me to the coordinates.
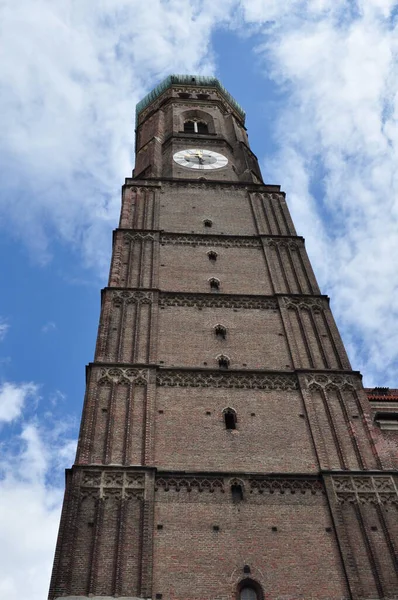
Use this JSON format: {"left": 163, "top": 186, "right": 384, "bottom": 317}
{"left": 0, "top": 381, "right": 76, "bottom": 600}
{"left": 0, "top": 318, "right": 9, "bottom": 341}
{"left": 0, "top": 0, "right": 227, "bottom": 271}
{"left": 238, "top": 0, "right": 398, "bottom": 385}
{"left": 0, "top": 381, "right": 38, "bottom": 424}
{"left": 41, "top": 321, "right": 57, "bottom": 334}
{"left": 2, "top": 0, "right": 397, "bottom": 385}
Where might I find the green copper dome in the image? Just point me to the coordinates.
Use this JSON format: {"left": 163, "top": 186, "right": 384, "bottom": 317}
{"left": 136, "top": 74, "right": 245, "bottom": 122}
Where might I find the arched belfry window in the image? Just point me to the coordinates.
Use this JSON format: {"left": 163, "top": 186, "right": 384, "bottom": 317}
{"left": 184, "top": 120, "right": 209, "bottom": 134}
{"left": 197, "top": 121, "right": 208, "bottom": 133}
{"left": 184, "top": 120, "right": 195, "bottom": 133}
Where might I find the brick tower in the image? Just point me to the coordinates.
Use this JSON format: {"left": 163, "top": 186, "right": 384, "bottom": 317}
{"left": 49, "top": 75, "right": 398, "bottom": 600}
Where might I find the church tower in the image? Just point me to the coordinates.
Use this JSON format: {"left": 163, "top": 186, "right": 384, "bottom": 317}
{"left": 49, "top": 75, "right": 398, "bottom": 600}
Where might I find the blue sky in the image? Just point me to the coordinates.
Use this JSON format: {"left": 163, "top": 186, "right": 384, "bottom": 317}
{"left": 1, "top": 1, "right": 398, "bottom": 598}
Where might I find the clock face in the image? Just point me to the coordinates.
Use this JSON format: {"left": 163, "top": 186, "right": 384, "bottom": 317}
{"left": 173, "top": 148, "right": 228, "bottom": 170}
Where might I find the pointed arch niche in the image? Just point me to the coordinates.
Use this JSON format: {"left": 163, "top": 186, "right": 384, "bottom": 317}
{"left": 179, "top": 109, "right": 216, "bottom": 135}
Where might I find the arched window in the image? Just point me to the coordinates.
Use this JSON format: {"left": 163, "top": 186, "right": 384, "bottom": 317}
{"left": 203, "top": 219, "right": 212, "bottom": 228}
{"left": 207, "top": 250, "right": 217, "bottom": 262}
{"left": 214, "top": 324, "right": 227, "bottom": 339}
{"left": 240, "top": 587, "right": 258, "bottom": 600}
{"left": 237, "top": 580, "right": 263, "bottom": 600}
{"left": 197, "top": 121, "right": 208, "bottom": 134}
{"left": 184, "top": 120, "right": 208, "bottom": 134}
{"left": 209, "top": 277, "right": 220, "bottom": 292}
{"left": 231, "top": 483, "right": 243, "bottom": 503}
{"left": 183, "top": 120, "right": 195, "bottom": 133}
{"left": 223, "top": 407, "right": 236, "bottom": 430}
{"left": 217, "top": 354, "right": 229, "bottom": 369}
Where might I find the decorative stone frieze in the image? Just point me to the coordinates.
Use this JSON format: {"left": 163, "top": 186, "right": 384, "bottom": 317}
{"left": 160, "top": 233, "right": 261, "bottom": 248}
{"left": 159, "top": 292, "right": 277, "bottom": 310}
{"left": 123, "top": 232, "right": 155, "bottom": 242}
{"left": 155, "top": 476, "right": 224, "bottom": 493}
{"left": 332, "top": 475, "right": 398, "bottom": 505}
{"left": 265, "top": 238, "right": 302, "bottom": 250}
{"left": 112, "top": 290, "right": 153, "bottom": 306}
{"left": 80, "top": 469, "right": 145, "bottom": 501}
{"left": 156, "top": 369, "right": 298, "bottom": 390}
{"left": 249, "top": 478, "right": 324, "bottom": 495}
{"left": 305, "top": 373, "right": 358, "bottom": 390}
{"left": 282, "top": 296, "right": 325, "bottom": 312}
{"left": 155, "top": 474, "right": 324, "bottom": 497}
{"left": 98, "top": 368, "right": 148, "bottom": 386}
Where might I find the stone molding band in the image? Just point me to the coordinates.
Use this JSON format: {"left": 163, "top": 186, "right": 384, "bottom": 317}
{"left": 332, "top": 475, "right": 398, "bottom": 505}
{"left": 156, "top": 370, "right": 298, "bottom": 390}
{"left": 159, "top": 293, "right": 278, "bottom": 309}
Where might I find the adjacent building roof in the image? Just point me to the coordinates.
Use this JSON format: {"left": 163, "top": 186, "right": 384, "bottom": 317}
{"left": 136, "top": 74, "right": 245, "bottom": 122}
{"left": 365, "top": 387, "right": 398, "bottom": 401}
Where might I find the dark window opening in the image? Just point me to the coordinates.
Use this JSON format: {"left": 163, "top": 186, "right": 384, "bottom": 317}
{"left": 215, "top": 324, "right": 227, "bottom": 339}
{"left": 184, "top": 120, "right": 195, "bottom": 133}
{"left": 183, "top": 120, "right": 208, "bottom": 134}
{"left": 224, "top": 409, "right": 236, "bottom": 430}
{"left": 203, "top": 219, "right": 212, "bottom": 227}
{"left": 231, "top": 484, "right": 243, "bottom": 503}
{"left": 375, "top": 412, "right": 398, "bottom": 421}
{"left": 218, "top": 355, "right": 229, "bottom": 369}
{"left": 178, "top": 92, "right": 191, "bottom": 99}
{"left": 208, "top": 250, "right": 217, "bottom": 262}
{"left": 209, "top": 278, "right": 220, "bottom": 291}
{"left": 197, "top": 93, "right": 210, "bottom": 100}
{"left": 197, "top": 121, "right": 208, "bottom": 133}
{"left": 238, "top": 580, "right": 263, "bottom": 600}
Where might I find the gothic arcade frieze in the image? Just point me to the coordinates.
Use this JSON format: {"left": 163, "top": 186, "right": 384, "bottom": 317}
{"left": 160, "top": 232, "right": 261, "bottom": 247}
{"left": 331, "top": 474, "right": 398, "bottom": 505}
{"left": 156, "top": 369, "right": 298, "bottom": 390}
{"left": 159, "top": 292, "right": 277, "bottom": 309}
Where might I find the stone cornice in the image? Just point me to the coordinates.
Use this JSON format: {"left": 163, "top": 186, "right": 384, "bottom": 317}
{"left": 124, "top": 176, "right": 283, "bottom": 194}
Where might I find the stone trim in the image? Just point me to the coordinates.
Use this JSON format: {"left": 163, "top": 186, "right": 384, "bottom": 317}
{"left": 155, "top": 474, "right": 324, "bottom": 495}
{"left": 98, "top": 368, "right": 149, "bottom": 386}
{"left": 332, "top": 475, "right": 398, "bottom": 505}
{"left": 156, "top": 369, "right": 298, "bottom": 390}
{"left": 112, "top": 290, "right": 154, "bottom": 306}
{"left": 305, "top": 373, "right": 359, "bottom": 390}
{"left": 264, "top": 237, "right": 302, "bottom": 250}
{"left": 160, "top": 233, "right": 261, "bottom": 248}
{"left": 283, "top": 296, "right": 326, "bottom": 311}
{"left": 123, "top": 232, "right": 155, "bottom": 242}
{"left": 159, "top": 292, "right": 277, "bottom": 309}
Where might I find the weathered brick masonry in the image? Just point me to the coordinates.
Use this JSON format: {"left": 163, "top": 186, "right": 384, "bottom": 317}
{"left": 49, "top": 75, "right": 398, "bottom": 600}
